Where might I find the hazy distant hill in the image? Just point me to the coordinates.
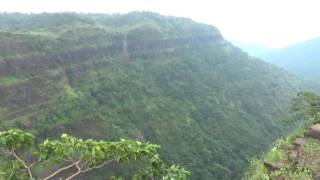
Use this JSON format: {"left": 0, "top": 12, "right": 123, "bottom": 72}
{"left": 232, "top": 41, "right": 275, "bottom": 57}
{"left": 0, "top": 12, "right": 308, "bottom": 179}
{"left": 261, "top": 38, "right": 320, "bottom": 81}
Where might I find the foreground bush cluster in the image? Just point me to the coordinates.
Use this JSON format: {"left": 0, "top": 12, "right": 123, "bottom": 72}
{"left": 0, "top": 129, "right": 190, "bottom": 179}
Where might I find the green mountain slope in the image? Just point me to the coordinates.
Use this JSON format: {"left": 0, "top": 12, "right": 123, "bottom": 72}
{"left": 261, "top": 38, "right": 320, "bottom": 82}
{"left": 0, "top": 12, "right": 307, "bottom": 179}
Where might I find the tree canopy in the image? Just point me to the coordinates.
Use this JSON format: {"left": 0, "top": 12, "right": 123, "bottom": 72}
{"left": 291, "top": 91, "right": 320, "bottom": 123}
{"left": 0, "top": 129, "right": 190, "bottom": 179}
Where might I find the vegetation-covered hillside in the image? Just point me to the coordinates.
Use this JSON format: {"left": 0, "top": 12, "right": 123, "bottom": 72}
{"left": 245, "top": 92, "right": 320, "bottom": 180}
{"left": 0, "top": 12, "right": 307, "bottom": 179}
{"left": 261, "top": 38, "right": 320, "bottom": 82}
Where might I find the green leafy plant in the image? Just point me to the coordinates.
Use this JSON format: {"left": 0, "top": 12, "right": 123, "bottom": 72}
{"left": 291, "top": 91, "right": 320, "bottom": 123}
{"left": 0, "top": 129, "right": 190, "bottom": 180}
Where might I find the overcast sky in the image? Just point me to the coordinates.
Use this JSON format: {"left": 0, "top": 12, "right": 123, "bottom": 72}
{"left": 1, "top": 0, "right": 319, "bottom": 48}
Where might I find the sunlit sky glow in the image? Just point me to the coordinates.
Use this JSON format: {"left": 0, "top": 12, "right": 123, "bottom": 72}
{"left": 1, "top": 0, "right": 320, "bottom": 48}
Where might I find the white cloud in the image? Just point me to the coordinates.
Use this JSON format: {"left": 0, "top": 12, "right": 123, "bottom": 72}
{"left": 1, "top": 0, "right": 319, "bottom": 47}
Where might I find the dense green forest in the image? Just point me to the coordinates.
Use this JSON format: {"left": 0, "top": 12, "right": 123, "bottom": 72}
{"left": 0, "top": 12, "right": 310, "bottom": 179}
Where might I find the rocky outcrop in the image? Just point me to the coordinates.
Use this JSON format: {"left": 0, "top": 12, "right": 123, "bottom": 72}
{"left": 264, "top": 162, "right": 285, "bottom": 172}
{"left": 293, "top": 137, "right": 307, "bottom": 146}
{"left": 305, "top": 124, "right": 320, "bottom": 139}
{"left": 289, "top": 125, "right": 320, "bottom": 177}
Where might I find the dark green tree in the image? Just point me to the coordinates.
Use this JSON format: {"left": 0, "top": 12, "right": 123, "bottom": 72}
{"left": 291, "top": 91, "right": 320, "bottom": 122}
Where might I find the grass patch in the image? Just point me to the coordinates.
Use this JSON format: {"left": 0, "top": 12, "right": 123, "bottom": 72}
{"left": 0, "top": 75, "right": 26, "bottom": 86}
{"left": 244, "top": 159, "right": 270, "bottom": 180}
{"left": 302, "top": 138, "right": 320, "bottom": 158}
{"left": 263, "top": 139, "right": 288, "bottom": 163}
{"left": 271, "top": 166, "right": 313, "bottom": 180}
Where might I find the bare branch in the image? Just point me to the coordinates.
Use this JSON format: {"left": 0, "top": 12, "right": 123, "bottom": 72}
{"left": 79, "top": 161, "right": 88, "bottom": 169}
{"left": 10, "top": 149, "right": 33, "bottom": 179}
{"left": 65, "top": 162, "right": 82, "bottom": 180}
{"left": 7, "top": 161, "right": 15, "bottom": 180}
{"left": 62, "top": 159, "right": 114, "bottom": 180}
{"left": 29, "top": 162, "right": 36, "bottom": 168}
{"left": 43, "top": 161, "right": 79, "bottom": 180}
{"left": 82, "top": 159, "right": 114, "bottom": 173}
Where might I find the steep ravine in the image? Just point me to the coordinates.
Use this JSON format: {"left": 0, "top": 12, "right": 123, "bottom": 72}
{"left": 0, "top": 12, "right": 308, "bottom": 179}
